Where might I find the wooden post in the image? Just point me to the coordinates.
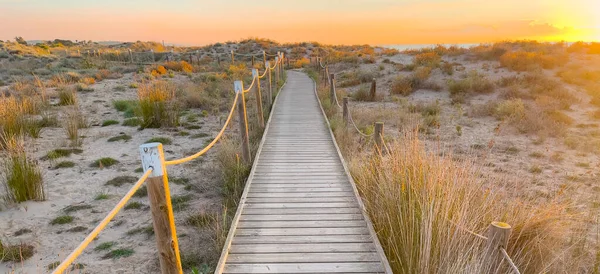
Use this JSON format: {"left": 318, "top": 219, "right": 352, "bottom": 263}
{"left": 252, "top": 69, "right": 265, "bottom": 128}
{"left": 235, "top": 81, "right": 251, "bottom": 164}
{"left": 231, "top": 50, "right": 235, "bottom": 64}
{"left": 139, "top": 143, "right": 183, "bottom": 274}
{"left": 262, "top": 51, "right": 267, "bottom": 67}
{"left": 374, "top": 122, "right": 384, "bottom": 155}
{"left": 275, "top": 57, "right": 280, "bottom": 86}
{"left": 343, "top": 97, "right": 349, "bottom": 129}
{"left": 128, "top": 49, "right": 133, "bottom": 63}
{"left": 189, "top": 54, "right": 193, "bottom": 65}
{"left": 370, "top": 78, "right": 377, "bottom": 101}
{"left": 87, "top": 50, "right": 90, "bottom": 57}
{"left": 150, "top": 49, "right": 155, "bottom": 62}
{"left": 484, "top": 222, "right": 512, "bottom": 274}
{"left": 77, "top": 49, "right": 80, "bottom": 56}
{"left": 251, "top": 55, "right": 255, "bottom": 67}
{"left": 329, "top": 73, "right": 336, "bottom": 103}
{"left": 266, "top": 61, "right": 273, "bottom": 107}
{"left": 217, "top": 55, "right": 221, "bottom": 66}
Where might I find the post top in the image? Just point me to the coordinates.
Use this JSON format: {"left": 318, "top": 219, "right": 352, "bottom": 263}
{"left": 491, "top": 221, "right": 512, "bottom": 229}
{"left": 139, "top": 143, "right": 164, "bottom": 177}
{"left": 265, "top": 61, "right": 270, "bottom": 67}
{"left": 252, "top": 69, "right": 258, "bottom": 77}
{"left": 234, "top": 81, "right": 243, "bottom": 93}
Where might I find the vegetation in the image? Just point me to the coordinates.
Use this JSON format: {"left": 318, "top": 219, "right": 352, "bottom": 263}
{"left": 137, "top": 81, "right": 179, "bottom": 128}
{"left": 101, "top": 248, "right": 135, "bottom": 260}
{"left": 50, "top": 215, "right": 73, "bottom": 225}
{"left": 0, "top": 241, "right": 35, "bottom": 262}
{"left": 105, "top": 176, "right": 137, "bottom": 187}
{"left": 1, "top": 136, "right": 44, "bottom": 202}
{"left": 145, "top": 137, "right": 172, "bottom": 145}
{"left": 90, "top": 157, "right": 119, "bottom": 168}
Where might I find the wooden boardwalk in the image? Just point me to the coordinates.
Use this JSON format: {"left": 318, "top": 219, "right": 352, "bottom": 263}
{"left": 216, "top": 71, "right": 391, "bottom": 273}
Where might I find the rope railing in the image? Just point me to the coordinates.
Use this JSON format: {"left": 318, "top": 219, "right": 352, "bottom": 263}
{"left": 51, "top": 51, "right": 286, "bottom": 274}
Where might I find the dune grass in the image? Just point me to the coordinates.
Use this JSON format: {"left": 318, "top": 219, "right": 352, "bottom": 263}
{"left": 1, "top": 135, "right": 45, "bottom": 202}
{"left": 137, "top": 81, "right": 179, "bottom": 128}
{"left": 347, "top": 131, "right": 579, "bottom": 273}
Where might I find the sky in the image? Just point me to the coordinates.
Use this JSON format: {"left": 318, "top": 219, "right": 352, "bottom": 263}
{"left": 1, "top": 0, "right": 599, "bottom": 46}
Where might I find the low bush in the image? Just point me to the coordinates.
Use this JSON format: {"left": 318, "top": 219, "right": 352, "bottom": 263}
{"left": 137, "top": 81, "right": 179, "bottom": 128}
{"left": 413, "top": 52, "right": 441, "bottom": 67}
{"left": 1, "top": 136, "right": 44, "bottom": 202}
{"left": 90, "top": 157, "right": 119, "bottom": 168}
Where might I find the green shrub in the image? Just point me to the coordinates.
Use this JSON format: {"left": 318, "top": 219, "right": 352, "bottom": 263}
{"left": 112, "top": 100, "right": 137, "bottom": 112}
{"left": 54, "top": 161, "right": 75, "bottom": 169}
{"left": 124, "top": 201, "right": 143, "bottom": 210}
{"left": 145, "top": 137, "right": 172, "bottom": 145}
{"left": 107, "top": 134, "right": 132, "bottom": 142}
{"left": 2, "top": 143, "right": 44, "bottom": 202}
{"left": 105, "top": 176, "right": 136, "bottom": 187}
{"left": 90, "top": 157, "right": 119, "bottom": 168}
{"left": 122, "top": 118, "right": 141, "bottom": 127}
{"left": 94, "top": 241, "right": 116, "bottom": 251}
{"left": 44, "top": 148, "right": 83, "bottom": 160}
{"left": 50, "top": 215, "right": 73, "bottom": 225}
{"left": 101, "top": 120, "right": 119, "bottom": 127}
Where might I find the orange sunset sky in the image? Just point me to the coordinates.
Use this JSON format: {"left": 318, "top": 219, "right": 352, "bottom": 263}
{"left": 1, "top": 0, "right": 599, "bottom": 45}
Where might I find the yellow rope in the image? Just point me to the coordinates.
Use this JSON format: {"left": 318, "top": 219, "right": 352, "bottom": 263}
{"left": 258, "top": 66, "right": 269, "bottom": 79}
{"left": 243, "top": 75, "right": 257, "bottom": 93}
{"left": 159, "top": 144, "right": 183, "bottom": 274}
{"left": 51, "top": 169, "right": 153, "bottom": 274}
{"left": 165, "top": 92, "right": 240, "bottom": 165}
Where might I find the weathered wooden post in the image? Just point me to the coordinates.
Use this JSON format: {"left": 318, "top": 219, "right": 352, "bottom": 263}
{"left": 77, "top": 49, "right": 81, "bottom": 56}
{"left": 231, "top": 50, "right": 235, "bottom": 64}
{"left": 139, "top": 143, "right": 183, "bottom": 274}
{"left": 252, "top": 69, "right": 265, "bottom": 128}
{"left": 189, "top": 54, "right": 193, "bottom": 65}
{"left": 217, "top": 55, "right": 221, "bottom": 66}
{"left": 150, "top": 49, "right": 155, "bottom": 62}
{"left": 370, "top": 78, "right": 377, "bottom": 101}
{"left": 343, "top": 97, "right": 349, "bottom": 129}
{"left": 196, "top": 50, "right": 200, "bottom": 65}
{"left": 484, "top": 222, "right": 512, "bottom": 274}
{"left": 374, "top": 122, "right": 384, "bottom": 155}
{"left": 128, "top": 49, "right": 133, "bottom": 63}
{"left": 275, "top": 57, "right": 280, "bottom": 86}
{"left": 266, "top": 61, "right": 273, "bottom": 107}
{"left": 235, "top": 81, "right": 251, "bottom": 164}
{"left": 262, "top": 51, "right": 267, "bottom": 66}
{"left": 87, "top": 50, "right": 90, "bottom": 57}
{"left": 329, "top": 73, "right": 336, "bottom": 103}
{"left": 251, "top": 55, "right": 255, "bottom": 67}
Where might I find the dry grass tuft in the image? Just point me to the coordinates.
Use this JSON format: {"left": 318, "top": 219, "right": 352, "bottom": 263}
{"left": 137, "top": 81, "right": 179, "bottom": 128}
{"left": 349, "top": 132, "right": 581, "bottom": 273}
{"left": 1, "top": 134, "right": 44, "bottom": 203}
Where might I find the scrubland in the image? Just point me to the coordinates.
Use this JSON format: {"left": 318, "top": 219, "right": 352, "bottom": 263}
{"left": 2, "top": 37, "right": 600, "bottom": 273}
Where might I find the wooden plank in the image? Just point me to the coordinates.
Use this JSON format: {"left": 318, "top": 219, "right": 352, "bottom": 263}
{"left": 250, "top": 183, "right": 349, "bottom": 188}
{"left": 226, "top": 252, "right": 382, "bottom": 263}
{"left": 232, "top": 235, "right": 373, "bottom": 244}
{"left": 244, "top": 203, "right": 357, "bottom": 209}
{"left": 237, "top": 220, "right": 366, "bottom": 228}
{"left": 249, "top": 187, "right": 352, "bottom": 193}
{"left": 242, "top": 207, "right": 362, "bottom": 215}
{"left": 247, "top": 192, "right": 354, "bottom": 198}
{"left": 229, "top": 243, "right": 376, "bottom": 254}
{"left": 223, "top": 262, "right": 384, "bottom": 273}
{"left": 246, "top": 197, "right": 356, "bottom": 203}
{"left": 240, "top": 214, "right": 364, "bottom": 221}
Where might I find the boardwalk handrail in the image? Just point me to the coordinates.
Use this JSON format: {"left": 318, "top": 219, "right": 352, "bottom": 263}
{"left": 318, "top": 60, "right": 522, "bottom": 274}
{"left": 51, "top": 51, "right": 285, "bottom": 274}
